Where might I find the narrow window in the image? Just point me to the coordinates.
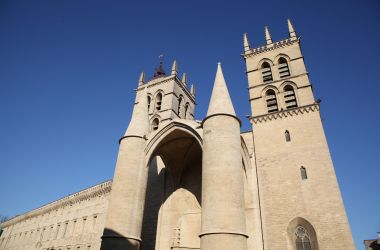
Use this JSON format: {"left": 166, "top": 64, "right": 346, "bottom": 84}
{"left": 265, "top": 89, "right": 278, "bottom": 113}
{"left": 152, "top": 118, "right": 159, "bottom": 131}
{"left": 262, "top": 62, "right": 273, "bottom": 82}
{"left": 147, "top": 96, "right": 151, "bottom": 112}
{"left": 155, "top": 93, "right": 162, "bottom": 111}
{"left": 278, "top": 57, "right": 290, "bottom": 78}
{"left": 300, "top": 166, "right": 307, "bottom": 180}
{"left": 285, "top": 130, "right": 291, "bottom": 142}
{"left": 295, "top": 225, "right": 312, "bottom": 250}
{"left": 184, "top": 103, "right": 189, "bottom": 119}
{"left": 284, "top": 85, "right": 298, "bottom": 109}
{"left": 177, "top": 96, "right": 183, "bottom": 116}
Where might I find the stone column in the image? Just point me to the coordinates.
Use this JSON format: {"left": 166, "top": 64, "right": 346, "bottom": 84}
{"left": 101, "top": 88, "right": 149, "bottom": 250}
{"left": 200, "top": 63, "right": 248, "bottom": 250}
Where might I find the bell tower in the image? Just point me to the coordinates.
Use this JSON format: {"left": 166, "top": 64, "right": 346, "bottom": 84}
{"left": 243, "top": 20, "right": 355, "bottom": 250}
{"left": 136, "top": 59, "right": 196, "bottom": 131}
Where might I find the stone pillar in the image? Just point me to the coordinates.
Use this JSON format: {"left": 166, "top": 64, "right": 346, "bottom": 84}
{"left": 101, "top": 88, "right": 149, "bottom": 250}
{"left": 200, "top": 63, "right": 248, "bottom": 250}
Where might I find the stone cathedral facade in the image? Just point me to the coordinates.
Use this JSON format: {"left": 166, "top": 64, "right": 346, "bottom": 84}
{"left": 0, "top": 20, "right": 355, "bottom": 250}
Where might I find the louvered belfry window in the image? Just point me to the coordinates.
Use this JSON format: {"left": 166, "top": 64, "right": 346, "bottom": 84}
{"left": 155, "top": 93, "right": 162, "bottom": 111}
{"left": 262, "top": 62, "right": 273, "bottom": 82}
{"left": 284, "top": 85, "right": 298, "bottom": 109}
{"left": 278, "top": 57, "right": 290, "bottom": 78}
{"left": 265, "top": 89, "right": 278, "bottom": 113}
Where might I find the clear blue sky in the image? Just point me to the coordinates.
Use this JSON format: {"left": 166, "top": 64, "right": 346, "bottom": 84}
{"left": 0, "top": 0, "right": 379, "bottom": 249}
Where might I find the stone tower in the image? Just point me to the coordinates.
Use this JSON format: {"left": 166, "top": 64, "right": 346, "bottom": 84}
{"left": 242, "top": 20, "right": 355, "bottom": 249}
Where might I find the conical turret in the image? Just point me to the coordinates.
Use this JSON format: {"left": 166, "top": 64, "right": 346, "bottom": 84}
{"left": 265, "top": 26, "right": 272, "bottom": 45}
{"left": 206, "top": 63, "right": 236, "bottom": 117}
{"left": 124, "top": 88, "right": 149, "bottom": 137}
{"left": 243, "top": 33, "right": 250, "bottom": 53}
{"left": 287, "top": 18, "right": 296, "bottom": 38}
{"left": 138, "top": 71, "right": 145, "bottom": 86}
{"left": 171, "top": 60, "right": 178, "bottom": 76}
{"left": 181, "top": 72, "right": 187, "bottom": 86}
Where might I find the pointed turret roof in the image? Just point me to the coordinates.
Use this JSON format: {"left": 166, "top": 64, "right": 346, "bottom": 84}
{"left": 287, "top": 19, "right": 296, "bottom": 37}
{"left": 171, "top": 60, "right": 178, "bottom": 75}
{"left": 181, "top": 73, "right": 187, "bottom": 86}
{"left": 243, "top": 33, "right": 250, "bottom": 53}
{"left": 206, "top": 63, "right": 236, "bottom": 117}
{"left": 124, "top": 88, "right": 149, "bottom": 137}
{"left": 138, "top": 71, "right": 145, "bottom": 86}
{"left": 190, "top": 83, "right": 195, "bottom": 96}
{"left": 265, "top": 26, "right": 272, "bottom": 44}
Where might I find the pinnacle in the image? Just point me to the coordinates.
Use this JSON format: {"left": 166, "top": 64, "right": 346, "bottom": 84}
{"left": 243, "top": 33, "right": 250, "bottom": 52}
{"left": 138, "top": 71, "right": 145, "bottom": 86}
{"left": 265, "top": 26, "right": 272, "bottom": 44}
{"left": 206, "top": 63, "right": 236, "bottom": 117}
{"left": 287, "top": 19, "right": 296, "bottom": 37}
{"left": 171, "top": 60, "right": 178, "bottom": 75}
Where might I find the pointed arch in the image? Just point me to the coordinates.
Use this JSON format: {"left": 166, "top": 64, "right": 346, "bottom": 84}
{"left": 278, "top": 57, "right": 291, "bottom": 78}
{"left": 285, "top": 130, "right": 291, "bottom": 142}
{"left": 283, "top": 85, "right": 298, "bottom": 109}
{"left": 147, "top": 94, "right": 152, "bottom": 113}
{"left": 261, "top": 61, "right": 273, "bottom": 83}
{"left": 178, "top": 95, "right": 184, "bottom": 117}
{"left": 154, "top": 91, "right": 163, "bottom": 111}
{"left": 184, "top": 103, "right": 190, "bottom": 119}
{"left": 265, "top": 89, "right": 278, "bottom": 113}
{"left": 287, "top": 217, "right": 318, "bottom": 250}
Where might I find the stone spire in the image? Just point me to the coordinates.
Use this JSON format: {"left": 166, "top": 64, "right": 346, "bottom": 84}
{"left": 190, "top": 84, "right": 195, "bottom": 96}
{"left": 138, "top": 71, "right": 145, "bottom": 86}
{"left": 124, "top": 88, "right": 149, "bottom": 137}
{"left": 287, "top": 18, "right": 296, "bottom": 38}
{"left": 181, "top": 72, "right": 187, "bottom": 86}
{"left": 206, "top": 63, "right": 236, "bottom": 117}
{"left": 171, "top": 60, "right": 178, "bottom": 76}
{"left": 265, "top": 26, "right": 272, "bottom": 45}
{"left": 243, "top": 32, "right": 250, "bottom": 53}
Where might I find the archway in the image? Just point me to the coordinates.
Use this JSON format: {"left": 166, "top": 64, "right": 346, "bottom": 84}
{"left": 141, "top": 127, "right": 202, "bottom": 250}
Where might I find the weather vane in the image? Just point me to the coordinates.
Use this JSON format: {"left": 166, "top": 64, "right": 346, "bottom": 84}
{"left": 159, "top": 54, "right": 164, "bottom": 64}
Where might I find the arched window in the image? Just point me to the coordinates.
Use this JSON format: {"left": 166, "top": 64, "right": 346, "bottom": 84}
{"left": 262, "top": 62, "right": 273, "bottom": 82}
{"left": 285, "top": 130, "right": 291, "bottom": 142}
{"left": 184, "top": 103, "right": 189, "bottom": 119}
{"left": 295, "top": 225, "right": 312, "bottom": 250}
{"left": 284, "top": 85, "right": 298, "bottom": 109}
{"left": 147, "top": 95, "right": 151, "bottom": 112}
{"left": 300, "top": 166, "right": 307, "bottom": 180}
{"left": 278, "top": 57, "right": 290, "bottom": 78}
{"left": 178, "top": 95, "right": 183, "bottom": 116}
{"left": 265, "top": 89, "right": 278, "bottom": 113}
{"left": 152, "top": 118, "right": 159, "bottom": 131}
{"left": 155, "top": 93, "right": 162, "bottom": 111}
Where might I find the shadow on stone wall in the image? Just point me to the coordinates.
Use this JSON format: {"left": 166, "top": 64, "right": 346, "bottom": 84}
{"left": 100, "top": 228, "right": 140, "bottom": 250}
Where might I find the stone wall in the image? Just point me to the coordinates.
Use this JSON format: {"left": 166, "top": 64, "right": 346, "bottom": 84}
{"left": 0, "top": 181, "right": 111, "bottom": 250}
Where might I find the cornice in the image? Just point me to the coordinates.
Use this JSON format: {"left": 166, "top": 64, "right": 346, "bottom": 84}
{"left": 250, "top": 103, "right": 319, "bottom": 124}
{"left": 1, "top": 180, "right": 113, "bottom": 228}
{"left": 242, "top": 37, "right": 300, "bottom": 59}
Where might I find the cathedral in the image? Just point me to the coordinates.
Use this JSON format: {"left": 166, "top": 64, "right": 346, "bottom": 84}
{"left": 0, "top": 20, "right": 355, "bottom": 250}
